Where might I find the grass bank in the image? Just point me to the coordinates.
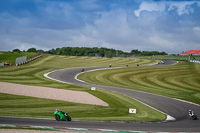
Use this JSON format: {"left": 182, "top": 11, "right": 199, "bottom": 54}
{"left": 0, "top": 52, "right": 37, "bottom": 64}
{"left": 78, "top": 61, "right": 200, "bottom": 105}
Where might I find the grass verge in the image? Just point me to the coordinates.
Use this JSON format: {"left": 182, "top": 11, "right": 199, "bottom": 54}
{"left": 78, "top": 61, "right": 200, "bottom": 105}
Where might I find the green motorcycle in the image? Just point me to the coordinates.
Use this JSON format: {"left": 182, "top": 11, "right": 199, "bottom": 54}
{"left": 54, "top": 110, "right": 71, "bottom": 121}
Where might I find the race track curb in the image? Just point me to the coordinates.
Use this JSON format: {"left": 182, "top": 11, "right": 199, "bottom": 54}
{"left": 0, "top": 124, "right": 146, "bottom": 133}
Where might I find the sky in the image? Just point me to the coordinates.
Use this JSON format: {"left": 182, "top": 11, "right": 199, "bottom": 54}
{"left": 0, "top": 0, "right": 200, "bottom": 54}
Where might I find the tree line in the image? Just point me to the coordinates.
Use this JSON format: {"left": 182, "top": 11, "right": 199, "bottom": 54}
{"left": 13, "top": 47, "right": 168, "bottom": 57}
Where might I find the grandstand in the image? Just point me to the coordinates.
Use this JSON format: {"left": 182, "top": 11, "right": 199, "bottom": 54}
{"left": 179, "top": 50, "right": 200, "bottom": 56}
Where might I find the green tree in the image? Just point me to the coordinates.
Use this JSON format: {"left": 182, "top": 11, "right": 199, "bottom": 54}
{"left": 130, "top": 49, "right": 141, "bottom": 55}
{"left": 27, "top": 48, "right": 37, "bottom": 53}
{"left": 47, "top": 48, "right": 56, "bottom": 54}
{"left": 45, "top": 47, "right": 168, "bottom": 57}
{"left": 13, "top": 49, "right": 21, "bottom": 53}
{"left": 37, "top": 49, "right": 44, "bottom": 53}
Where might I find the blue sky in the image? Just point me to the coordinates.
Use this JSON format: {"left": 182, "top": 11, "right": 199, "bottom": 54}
{"left": 0, "top": 0, "right": 200, "bottom": 54}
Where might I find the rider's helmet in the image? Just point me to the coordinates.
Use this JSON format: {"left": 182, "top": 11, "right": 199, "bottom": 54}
{"left": 189, "top": 110, "right": 192, "bottom": 114}
{"left": 56, "top": 109, "right": 59, "bottom": 112}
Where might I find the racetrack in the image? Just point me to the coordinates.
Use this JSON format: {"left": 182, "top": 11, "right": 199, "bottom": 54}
{"left": 1, "top": 60, "right": 200, "bottom": 132}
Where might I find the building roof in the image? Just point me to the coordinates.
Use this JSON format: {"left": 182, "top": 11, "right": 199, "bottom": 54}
{"left": 179, "top": 50, "right": 200, "bottom": 55}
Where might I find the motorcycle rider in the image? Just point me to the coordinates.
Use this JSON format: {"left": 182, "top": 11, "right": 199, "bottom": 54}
{"left": 188, "top": 110, "right": 194, "bottom": 116}
{"left": 188, "top": 109, "right": 198, "bottom": 120}
{"left": 56, "top": 109, "right": 67, "bottom": 117}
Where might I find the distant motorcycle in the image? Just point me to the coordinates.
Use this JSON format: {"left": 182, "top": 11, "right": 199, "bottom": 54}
{"left": 54, "top": 110, "right": 71, "bottom": 121}
{"left": 188, "top": 110, "right": 198, "bottom": 120}
{"left": 81, "top": 68, "right": 84, "bottom": 72}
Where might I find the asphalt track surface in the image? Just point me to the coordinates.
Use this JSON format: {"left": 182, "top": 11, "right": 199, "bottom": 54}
{"left": 1, "top": 60, "right": 200, "bottom": 132}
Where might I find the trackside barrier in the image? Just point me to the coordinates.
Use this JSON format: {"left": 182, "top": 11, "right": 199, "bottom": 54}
{"left": 15, "top": 54, "right": 43, "bottom": 66}
{"left": 15, "top": 56, "right": 27, "bottom": 65}
{"left": 190, "top": 60, "right": 200, "bottom": 63}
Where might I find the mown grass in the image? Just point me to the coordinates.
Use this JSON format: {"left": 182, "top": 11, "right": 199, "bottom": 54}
{"left": 78, "top": 61, "right": 200, "bottom": 105}
{"left": 0, "top": 90, "right": 165, "bottom": 121}
{"left": 0, "top": 54, "right": 165, "bottom": 121}
{"left": 29, "top": 55, "right": 158, "bottom": 68}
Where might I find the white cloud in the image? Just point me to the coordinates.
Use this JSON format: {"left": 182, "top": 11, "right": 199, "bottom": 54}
{"left": 134, "top": 1, "right": 200, "bottom": 17}
{"left": 134, "top": 2, "right": 166, "bottom": 17}
{"left": 168, "top": 1, "right": 196, "bottom": 16}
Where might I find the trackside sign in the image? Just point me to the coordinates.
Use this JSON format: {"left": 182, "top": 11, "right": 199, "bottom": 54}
{"left": 91, "top": 87, "right": 96, "bottom": 90}
{"left": 129, "top": 108, "right": 136, "bottom": 113}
